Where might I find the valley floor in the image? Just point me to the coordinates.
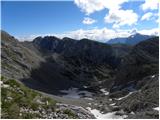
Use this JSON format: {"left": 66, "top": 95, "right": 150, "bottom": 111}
{"left": 1, "top": 75, "right": 159, "bottom": 119}
{"left": 36, "top": 79, "right": 159, "bottom": 119}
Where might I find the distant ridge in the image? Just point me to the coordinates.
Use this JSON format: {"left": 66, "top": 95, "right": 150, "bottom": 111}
{"left": 106, "top": 33, "right": 155, "bottom": 45}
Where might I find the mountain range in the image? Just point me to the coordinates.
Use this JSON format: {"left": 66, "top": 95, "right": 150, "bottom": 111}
{"left": 107, "top": 33, "right": 155, "bottom": 45}
{"left": 1, "top": 30, "right": 159, "bottom": 119}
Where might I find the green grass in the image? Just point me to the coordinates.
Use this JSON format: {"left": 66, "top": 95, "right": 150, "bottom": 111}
{"left": 1, "top": 76, "right": 56, "bottom": 119}
{"left": 63, "top": 109, "right": 77, "bottom": 118}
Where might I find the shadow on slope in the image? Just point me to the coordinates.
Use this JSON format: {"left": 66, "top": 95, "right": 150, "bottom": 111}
{"left": 21, "top": 58, "right": 81, "bottom": 95}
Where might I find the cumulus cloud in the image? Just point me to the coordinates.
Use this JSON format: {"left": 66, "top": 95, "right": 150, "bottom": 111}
{"left": 74, "top": 0, "right": 128, "bottom": 15}
{"left": 55, "top": 28, "right": 135, "bottom": 42}
{"left": 105, "top": 9, "right": 138, "bottom": 28}
{"left": 54, "top": 28, "right": 159, "bottom": 42}
{"left": 82, "top": 17, "right": 97, "bottom": 25}
{"left": 102, "top": 0, "right": 128, "bottom": 10}
{"left": 138, "top": 28, "right": 159, "bottom": 36}
{"left": 18, "top": 28, "right": 159, "bottom": 42}
{"left": 74, "top": 0, "right": 138, "bottom": 28}
{"left": 74, "top": 0, "right": 105, "bottom": 15}
{"left": 156, "top": 18, "right": 159, "bottom": 23}
{"left": 16, "top": 35, "right": 38, "bottom": 41}
{"left": 141, "top": 0, "right": 159, "bottom": 11}
{"left": 141, "top": 12, "right": 154, "bottom": 21}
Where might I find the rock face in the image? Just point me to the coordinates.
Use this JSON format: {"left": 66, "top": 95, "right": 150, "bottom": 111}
{"left": 111, "top": 37, "right": 159, "bottom": 91}
{"left": 1, "top": 31, "right": 44, "bottom": 80}
{"left": 108, "top": 37, "right": 159, "bottom": 119}
{"left": 22, "top": 36, "right": 120, "bottom": 92}
{"left": 33, "top": 37, "right": 117, "bottom": 66}
{"left": 115, "top": 75, "right": 159, "bottom": 119}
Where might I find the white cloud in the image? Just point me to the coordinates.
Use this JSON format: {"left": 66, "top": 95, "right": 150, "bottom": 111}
{"left": 141, "top": 12, "right": 153, "bottom": 21}
{"left": 54, "top": 28, "right": 159, "bottom": 42}
{"left": 105, "top": 9, "right": 138, "bottom": 28}
{"left": 18, "top": 28, "right": 159, "bottom": 42}
{"left": 138, "top": 28, "right": 159, "bottom": 36}
{"left": 74, "top": 0, "right": 138, "bottom": 28}
{"left": 102, "top": 0, "right": 128, "bottom": 10}
{"left": 55, "top": 28, "right": 133, "bottom": 42}
{"left": 16, "top": 35, "right": 38, "bottom": 41}
{"left": 156, "top": 18, "right": 159, "bottom": 23}
{"left": 74, "top": 0, "right": 105, "bottom": 15}
{"left": 141, "top": 0, "right": 159, "bottom": 11}
{"left": 74, "top": 0, "right": 128, "bottom": 15}
{"left": 82, "top": 17, "right": 97, "bottom": 25}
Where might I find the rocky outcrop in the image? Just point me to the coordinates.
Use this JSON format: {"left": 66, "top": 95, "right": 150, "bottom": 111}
{"left": 1, "top": 31, "right": 44, "bottom": 80}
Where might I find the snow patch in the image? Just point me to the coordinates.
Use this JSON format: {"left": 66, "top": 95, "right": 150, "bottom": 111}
{"left": 60, "top": 88, "right": 93, "bottom": 99}
{"left": 115, "top": 92, "right": 134, "bottom": 100}
{"left": 86, "top": 107, "right": 127, "bottom": 119}
{"left": 109, "top": 99, "right": 112, "bottom": 101}
{"left": 88, "top": 103, "right": 92, "bottom": 105}
{"left": 84, "top": 97, "right": 93, "bottom": 100}
{"left": 130, "top": 111, "right": 135, "bottom": 115}
{"left": 151, "top": 75, "right": 155, "bottom": 78}
{"left": 153, "top": 107, "right": 159, "bottom": 111}
{"left": 100, "top": 88, "right": 109, "bottom": 95}
{"left": 109, "top": 103, "right": 116, "bottom": 106}
{"left": 0, "top": 81, "right": 3, "bottom": 85}
{"left": 83, "top": 86, "right": 88, "bottom": 88}
{"left": 2, "top": 84, "right": 10, "bottom": 88}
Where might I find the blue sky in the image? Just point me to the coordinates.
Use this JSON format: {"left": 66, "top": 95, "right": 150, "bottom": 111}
{"left": 1, "top": 0, "right": 159, "bottom": 41}
{"left": 2, "top": 1, "right": 84, "bottom": 35}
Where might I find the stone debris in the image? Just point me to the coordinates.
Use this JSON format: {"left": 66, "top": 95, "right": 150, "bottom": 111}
{"left": 18, "top": 103, "right": 95, "bottom": 119}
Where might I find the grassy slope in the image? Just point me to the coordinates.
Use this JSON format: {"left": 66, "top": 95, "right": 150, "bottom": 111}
{"left": 1, "top": 76, "right": 57, "bottom": 118}
{"left": 1, "top": 76, "right": 79, "bottom": 119}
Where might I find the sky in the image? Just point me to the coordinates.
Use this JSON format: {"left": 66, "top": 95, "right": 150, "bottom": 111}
{"left": 1, "top": 0, "right": 159, "bottom": 42}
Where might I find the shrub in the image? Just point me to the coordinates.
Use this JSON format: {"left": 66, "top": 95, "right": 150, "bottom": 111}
{"left": 63, "top": 109, "right": 77, "bottom": 118}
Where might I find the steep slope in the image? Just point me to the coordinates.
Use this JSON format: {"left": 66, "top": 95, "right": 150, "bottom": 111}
{"left": 111, "top": 37, "right": 159, "bottom": 91}
{"left": 113, "top": 75, "right": 159, "bottom": 119}
{"left": 111, "top": 44, "right": 132, "bottom": 58}
{"left": 33, "top": 36, "right": 117, "bottom": 66}
{"left": 107, "top": 37, "right": 159, "bottom": 119}
{"left": 1, "top": 31, "right": 44, "bottom": 80}
{"left": 107, "top": 37, "right": 127, "bottom": 44}
{"left": 22, "top": 36, "right": 119, "bottom": 93}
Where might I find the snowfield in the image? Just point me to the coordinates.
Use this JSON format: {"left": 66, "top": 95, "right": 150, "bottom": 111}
{"left": 86, "top": 107, "right": 127, "bottom": 119}
{"left": 60, "top": 88, "right": 93, "bottom": 99}
{"left": 100, "top": 88, "right": 109, "bottom": 95}
{"left": 153, "top": 107, "right": 159, "bottom": 111}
